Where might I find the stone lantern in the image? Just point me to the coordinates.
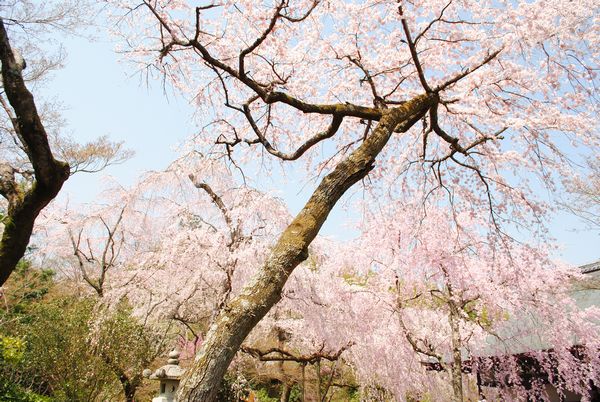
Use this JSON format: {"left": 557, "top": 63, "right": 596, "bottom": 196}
{"left": 143, "top": 350, "right": 186, "bottom": 402}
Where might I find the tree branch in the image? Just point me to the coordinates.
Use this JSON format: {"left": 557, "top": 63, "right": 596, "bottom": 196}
{"left": 435, "top": 49, "right": 502, "bottom": 92}
{"left": 240, "top": 342, "right": 354, "bottom": 365}
{"left": 241, "top": 103, "right": 345, "bottom": 161}
{"left": 188, "top": 178, "right": 242, "bottom": 250}
{"left": 397, "top": 3, "right": 432, "bottom": 93}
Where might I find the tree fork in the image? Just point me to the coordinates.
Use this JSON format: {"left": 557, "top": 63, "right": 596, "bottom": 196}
{"left": 178, "top": 93, "right": 435, "bottom": 401}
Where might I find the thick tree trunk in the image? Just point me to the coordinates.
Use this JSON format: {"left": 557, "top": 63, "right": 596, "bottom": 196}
{"left": 177, "top": 93, "right": 435, "bottom": 401}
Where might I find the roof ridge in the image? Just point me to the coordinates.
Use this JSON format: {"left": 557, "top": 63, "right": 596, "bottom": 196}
{"left": 580, "top": 260, "right": 600, "bottom": 274}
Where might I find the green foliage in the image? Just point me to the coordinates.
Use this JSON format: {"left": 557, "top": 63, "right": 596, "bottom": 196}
{"left": 0, "top": 378, "right": 54, "bottom": 402}
{"left": 342, "top": 269, "right": 375, "bottom": 287}
{"left": 0, "top": 259, "right": 55, "bottom": 319}
{"left": 255, "top": 387, "right": 278, "bottom": 402}
{"left": 0, "top": 260, "right": 167, "bottom": 402}
{"left": 2, "top": 295, "right": 115, "bottom": 401}
{"left": 217, "top": 375, "right": 239, "bottom": 402}
{"left": 406, "top": 391, "right": 433, "bottom": 402}
{"left": 216, "top": 374, "right": 251, "bottom": 401}
{"left": 346, "top": 385, "right": 360, "bottom": 402}
{"left": 289, "top": 384, "right": 302, "bottom": 402}
{"left": 0, "top": 336, "right": 25, "bottom": 364}
{"left": 92, "top": 301, "right": 166, "bottom": 388}
{"left": 463, "top": 300, "right": 509, "bottom": 330}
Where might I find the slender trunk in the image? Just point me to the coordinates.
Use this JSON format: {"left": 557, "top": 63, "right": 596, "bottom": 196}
{"left": 99, "top": 351, "right": 139, "bottom": 402}
{"left": 277, "top": 328, "right": 291, "bottom": 402}
{"left": 115, "top": 371, "right": 138, "bottom": 402}
{"left": 123, "top": 380, "right": 137, "bottom": 402}
{"left": 316, "top": 360, "right": 322, "bottom": 402}
{"left": 321, "top": 361, "right": 337, "bottom": 402}
{"left": 301, "top": 364, "right": 306, "bottom": 402}
{"left": 177, "top": 94, "right": 435, "bottom": 401}
{"left": 448, "top": 304, "right": 463, "bottom": 402}
{"left": 280, "top": 383, "right": 291, "bottom": 402}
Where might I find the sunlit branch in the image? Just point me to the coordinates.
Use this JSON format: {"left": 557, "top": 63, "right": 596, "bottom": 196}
{"left": 240, "top": 342, "right": 354, "bottom": 365}
{"left": 397, "top": 2, "right": 433, "bottom": 93}
{"left": 435, "top": 49, "right": 502, "bottom": 92}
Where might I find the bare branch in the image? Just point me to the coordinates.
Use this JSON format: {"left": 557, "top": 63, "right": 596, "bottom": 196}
{"left": 188, "top": 177, "right": 242, "bottom": 250}
{"left": 435, "top": 49, "right": 502, "bottom": 92}
{"left": 141, "top": 1, "right": 383, "bottom": 121}
{"left": 413, "top": 1, "right": 454, "bottom": 45}
{"left": 397, "top": 3, "right": 432, "bottom": 93}
{"left": 279, "top": 1, "right": 319, "bottom": 23}
{"left": 239, "top": 1, "right": 286, "bottom": 78}
{"left": 242, "top": 103, "right": 345, "bottom": 161}
{"left": 240, "top": 342, "right": 354, "bottom": 365}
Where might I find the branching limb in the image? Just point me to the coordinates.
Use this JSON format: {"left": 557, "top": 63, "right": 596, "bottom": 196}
{"left": 279, "top": 0, "right": 319, "bottom": 23}
{"left": 143, "top": 1, "right": 383, "bottom": 122}
{"left": 344, "top": 52, "right": 385, "bottom": 108}
{"left": 427, "top": 105, "right": 506, "bottom": 160}
{"left": 241, "top": 102, "right": 345, "bottom": 160}
{"left": 238, "top": 0, "right": 286, "bottom": 79}
{"left": 187, "top": 177, "right": 242, "bottom": 250}
{"left": 70, "top": 229, "right": 99, "bottom": 295}
{"left": 68, "top": 208, "right": 125, "bottom": 297}
{"left": 240, "top": 341, "right": 354, "bottom": 365}
{"left": 413, "top": 1, "right": 454, "bottom": 44}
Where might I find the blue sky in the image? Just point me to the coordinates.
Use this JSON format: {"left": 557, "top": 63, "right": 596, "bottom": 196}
{"left": 36, "top": 29, "right": 598, "bottom": 266}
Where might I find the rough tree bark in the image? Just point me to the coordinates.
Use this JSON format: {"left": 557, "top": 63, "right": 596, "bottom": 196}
{"left": 178, "top": 93, "right": 435, "bottom": 401}
{"left": 0, "top": 18, "right": 70, "bottom": 285}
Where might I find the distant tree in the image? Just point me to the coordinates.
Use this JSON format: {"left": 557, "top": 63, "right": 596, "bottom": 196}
{"left": 106, "top": 0, "right": 600, "bottom": 399}
{"left": 303, "top": 203, "right": 600, "bottom": 401}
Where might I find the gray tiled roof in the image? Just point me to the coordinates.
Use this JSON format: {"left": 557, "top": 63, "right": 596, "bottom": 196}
{"left": 478, "top": 260, "right": 600, "bottom": 357}
{"left": 580, "top": 260, "right": 600, "bottom": 274}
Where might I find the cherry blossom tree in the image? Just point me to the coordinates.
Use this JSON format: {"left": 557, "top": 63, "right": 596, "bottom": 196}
{"left": 104, "top": 0, "right": 600, "bottom": 399}
{"left": 299, "top": 203, "right": 600, "bottom": 401}
{"left": 36, "top": 152, "right": 290, "bottom": 326}
{"left": 37, "top": 153, "right": 366, "bottom": 399}
{"left": 37, "top": 160, "right": 600, "bottom": 400}
{"left": 35, "top": 191, "right": 171, "bottom": 402}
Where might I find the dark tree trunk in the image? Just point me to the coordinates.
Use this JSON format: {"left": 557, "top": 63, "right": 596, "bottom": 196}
{"left": 0, "top": 18, "right": 70, "bottom": 285}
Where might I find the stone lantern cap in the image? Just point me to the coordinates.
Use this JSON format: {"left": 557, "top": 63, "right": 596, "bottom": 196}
{"left": 143, "top": 350, "right": 186, "bottom": 381}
